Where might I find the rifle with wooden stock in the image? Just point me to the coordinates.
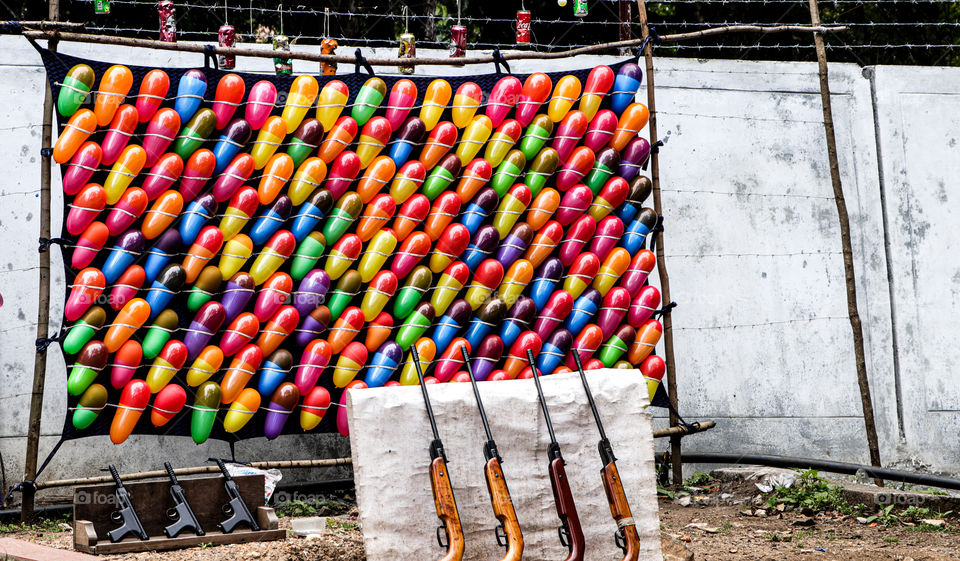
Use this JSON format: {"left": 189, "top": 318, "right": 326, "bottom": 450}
{"left": 572, "top": 352, "right": 641, "bottom": 561}
{"left": 461, "top": 345, "right": 524, "bottom": 561}
{"left": 412, "top": 347, "right": 465, "bottom": 561}
{"left": 527, "top": 350, "right": 585, "bottom": 561}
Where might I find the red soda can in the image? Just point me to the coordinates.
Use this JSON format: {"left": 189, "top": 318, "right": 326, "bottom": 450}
{"left": 516, "top": 11, "right": 531, "bottom": 44}
{"left": 450, "top": 25, "right": 467, "bottom": 58}
{"left": 158, "top": 1, "right": 176, "bottom": 42}
{"left": 218, "top": 25, "right": 236, "bottom": 69}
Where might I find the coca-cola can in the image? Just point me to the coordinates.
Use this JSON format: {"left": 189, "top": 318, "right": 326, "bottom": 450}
{"left": 218, "top": 25, "right": 236, "bottom": 69}
{"left": 516, "top": 11, "right": 531, "bottom": 44}
{"left": 158, "top": 1, "right": 176, "bottom": 42}
{"left": 450, "top": 25, "right": 467, "bottom": 58}
{"left": 398, "top": 32, "right": 416, "bottom": 75}
{"left": 321, "top": 38, "right": 338, "bottom": 76}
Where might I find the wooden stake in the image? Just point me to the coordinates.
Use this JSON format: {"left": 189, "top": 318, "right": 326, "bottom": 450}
{"left": 635, "top": 0, "right": 684, "bottom": 487}
{"left": 807, "top": 0, "right": 884, "bottom": 486}
{"left": 22, "top": 0, "right": 58, "bottom": 524}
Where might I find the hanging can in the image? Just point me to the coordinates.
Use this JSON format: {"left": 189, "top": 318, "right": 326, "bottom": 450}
{"left": 94, "top": 0, "right": 111, "bottom": 14}
{"left": 273, "top": 34, "right": 293, "bottom": 75}
{"left": 159, "top": 1, "right": 176, "bottom": 42}
{"left": 218, "top": 25, "right": 237, "bottom": 70}
{"left": 574, "top": 0, "right": 588, "bottom": 18}
{"left": 450, "top": 25, "right": 467, "bottom": 58}
{"left": 398, "top": 32, "right": 416, "bottom": 75}
{"left": 516, "top": 11, "right": 531, "bottom": 44}
{"left": 321, "top": 39, "right": 338, "bottom": 76}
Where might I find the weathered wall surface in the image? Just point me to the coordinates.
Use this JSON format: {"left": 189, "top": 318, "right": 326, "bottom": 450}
{"left": 0, "top": 36, "right": 956, "bottom": 501}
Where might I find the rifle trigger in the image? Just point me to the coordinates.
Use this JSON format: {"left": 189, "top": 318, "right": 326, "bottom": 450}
{"left": 166, "top": 507, "right": 180, "bottom": 521}
{"left": 109, "top": 510, "right": 123, "bottom": 523}
{"left": 436, "top": 525, "right": 448, "bottom": 548}
{"left": 614, "top": 528, "right": 627, "bottom": 553}
{"left": 495, "top": 524, "right": 508, "bottom": 548}
{"left": 222, "top": 503, "right": 234, "bottom": 517}
{"left": 558, "top": 524, "right": 571, "bottom": 550}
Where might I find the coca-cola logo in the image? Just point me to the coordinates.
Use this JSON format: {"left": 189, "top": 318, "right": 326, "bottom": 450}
{"left": 517, "top": 21, "right": 531, "bottom": 31}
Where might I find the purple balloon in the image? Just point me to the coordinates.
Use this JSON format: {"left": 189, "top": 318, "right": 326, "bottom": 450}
{"left": 293, "top": 269, "right": 331, "bottom": 317}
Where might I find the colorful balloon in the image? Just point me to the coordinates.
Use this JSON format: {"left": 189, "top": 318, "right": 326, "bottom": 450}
{"left": 111, "top": 379, "right": 150, "bottom": 444}
{"left": 420, "top": 79, "right": 452, "bottom": 131}
{"left": 212, "top": 73, "right": 246, "bottom": 128}
{"left": 54, "top": 109, "right": 97, "bottom": 164}
{"left": 246, "top": 80, "right": 278, "bottom": 129}
{"left": 136, "top": 69, "right": 169, "bottom": 123}
{"left": 59, "top": 64, "right": 95, "bottom": 118}
{"left": 190, "top": 381, "right": 221, "bottom": 444}
{"left": 95, "top": 65, "right": 134, "bottom": 127}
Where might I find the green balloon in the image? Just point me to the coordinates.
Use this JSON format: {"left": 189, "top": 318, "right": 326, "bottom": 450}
{"left": 392, "top": 266, "right": 432, "bottom": 319}
{"left": 291, "top": 232, "right": 326, "bottom": 280}
{"left": 598, "top": 335, "right": 629, "bottom": 367}
{"left": 327, "top": 271, "right": 362, "bottom": 319}
{"left": 191, "top": 382, "right": 222, "bottom": 444}
{"left": 58, "top": 64, "right": 95, "bottom": 118}
{"left": 350, "top": 78, "right": 387, "bottom": 127}
{"left": 173, "top": 109, "right": 216, "bottom": 160}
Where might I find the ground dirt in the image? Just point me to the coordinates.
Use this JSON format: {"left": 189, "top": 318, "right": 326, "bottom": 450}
{"left": 2, "top": 477, "right": 959, "bottom": 560}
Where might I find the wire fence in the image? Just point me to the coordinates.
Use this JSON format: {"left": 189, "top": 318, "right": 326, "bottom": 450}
{"left": 0, "top": 0, "right": 938, "bottom": 66}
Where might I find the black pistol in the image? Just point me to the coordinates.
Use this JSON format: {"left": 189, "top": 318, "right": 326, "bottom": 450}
{"left": 209, "top": 458, "right": 260, "bottom": 533}
{"left": 106, "top": 465, "right": 148, "bottom": 542}
{"left": 163, "top": 462, "right": 205, "bottom": 538}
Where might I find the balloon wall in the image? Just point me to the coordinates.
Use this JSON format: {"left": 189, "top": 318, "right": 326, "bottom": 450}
{"left": 41, "top": 47, "right": 669, "bottom": 445}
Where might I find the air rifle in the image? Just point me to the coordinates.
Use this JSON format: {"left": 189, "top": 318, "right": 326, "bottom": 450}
{"left": 209, "top": 458, "right": 260, "bottom": 533}
{"left": 163, "top": 461, "right": 205, "bottom": 538}
{"left": 527, "top": 350, "right": 585, "bottom": 561}
{"left": 573, "top": 352, "right": 640, "bottom": 560}
{"left": 412, "top": 346, "right": 465, "bottom": 561}
{"left": 106, "top": 464, "right": 148, "bottom": 542}
{"left": 461, "top": 345, "right": 524, "bottom": 561}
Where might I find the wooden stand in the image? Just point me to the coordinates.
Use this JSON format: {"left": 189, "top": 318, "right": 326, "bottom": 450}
{"left": 73, "top": 473, "right": 286, "bottom": 555}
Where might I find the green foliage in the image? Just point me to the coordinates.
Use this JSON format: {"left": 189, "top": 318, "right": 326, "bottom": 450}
{"left": 276, "top": 500, "right": 318, "bottom": 518}
{"left": 0, "top": 513, "right": 71, "bottom": 534}
{"left": 684, "top": 471, "right": 715, "bottom": 487}
{"left": 765, "top": 470, "right": 849, "bottom": 514}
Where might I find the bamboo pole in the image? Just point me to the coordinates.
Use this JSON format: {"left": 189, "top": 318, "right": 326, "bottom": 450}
{"left": 806, "top": 0, "right": 884, "bottom": 487}
{"left": 2, "top": 20, "right": 84, "bottom": 30}
{"left": 21, "top": 24, "right": 847, "bottom": 67}
{"left": 652, "top": 421, "right": 716, "bottom": 439}
{"left": 36, "top": 458, "right": 353, "bottom": 490}
{"left": 635, "top": 0, "right": 685, "bottom": 487}
{"left": 21, "top": 0, "right": 58, "bottom": 525}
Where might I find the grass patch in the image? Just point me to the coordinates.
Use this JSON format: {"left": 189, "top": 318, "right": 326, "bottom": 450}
{"left": 684, "top": 471, "right": 716, "bottom": 487}
{"left": 765, "top": 470, "right": 850, "bottom": 514}
{"left": 0, "top": 513, "right": 71, "bottom": 533}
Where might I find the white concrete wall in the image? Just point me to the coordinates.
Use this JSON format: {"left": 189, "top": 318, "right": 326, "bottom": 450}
{"left": 0, "top": 36, "right": 957, "bottom": 501}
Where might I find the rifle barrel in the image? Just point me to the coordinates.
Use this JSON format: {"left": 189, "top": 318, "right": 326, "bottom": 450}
{"left": 527, "top": 350, "right": 559, "bottom": 446}
{"left": 411, "top": 347, "right": 442, "bottom": 443}
{"left": 573, "top": 350, "right": 608, "bottom": 442}
{"left": 461, "top": 345, "right": 495, "bottom": 444}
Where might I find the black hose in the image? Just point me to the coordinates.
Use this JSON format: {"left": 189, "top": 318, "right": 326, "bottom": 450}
{"left": 677, "top": 452, "right": 960, "bottom": 491}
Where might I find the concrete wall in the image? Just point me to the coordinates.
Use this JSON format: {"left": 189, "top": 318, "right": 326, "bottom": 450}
{"left": 0, "top": 36, "right": 957, "bottom": 502}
